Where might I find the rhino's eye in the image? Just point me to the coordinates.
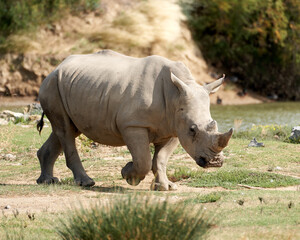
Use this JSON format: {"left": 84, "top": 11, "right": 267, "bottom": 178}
{"left": 189, "top": 124, "right": 197, "bottom": 136}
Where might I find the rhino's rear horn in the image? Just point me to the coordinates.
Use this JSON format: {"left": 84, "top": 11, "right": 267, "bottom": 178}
{"left": 204, "top": 74, "right": 225, "bottom": 94}
{"left": 217, "top": 128, "right": 233, "bottom": 149}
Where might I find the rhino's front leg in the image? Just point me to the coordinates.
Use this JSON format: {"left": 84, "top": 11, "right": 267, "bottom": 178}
{"left": 121, "top": 128, "right": 152, "bottom": 186}
{"left": 151, "top": 137, "right": 179, "bottom": 191}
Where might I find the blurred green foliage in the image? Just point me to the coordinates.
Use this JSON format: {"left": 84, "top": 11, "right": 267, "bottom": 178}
{"left": 0, "top": 0, "right": 99, "bottom": 36}
{"left": 184, "top": 0, "right": 300, "bottom": 100}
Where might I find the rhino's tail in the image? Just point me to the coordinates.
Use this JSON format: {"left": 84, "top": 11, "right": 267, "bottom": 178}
{"left": 37, "top": 112, "right": 45, "bottom": 135}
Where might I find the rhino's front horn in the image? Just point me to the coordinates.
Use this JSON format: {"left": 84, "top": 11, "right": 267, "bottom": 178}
{"left": 217, "top": 128, "right": 233, "bottom": 150}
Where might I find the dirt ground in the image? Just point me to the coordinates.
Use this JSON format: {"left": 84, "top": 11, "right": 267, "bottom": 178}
{"left": 1, "top": 172, "right": 298, "bottom": 215}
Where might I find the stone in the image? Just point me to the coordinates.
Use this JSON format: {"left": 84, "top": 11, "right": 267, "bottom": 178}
{"left": 24, "top": 103, "right": 42, "bottom": 115}
{"left": 0, "top": 118, "right": 8, "bottom": 125}
{"left": 3, "top": 154, "right": 16, "bottom": 161}
{"left": 289, "top": 126, "right": 300, "bottom": 142}
{"left": 2, "top": 110, "right": 24, "bottom": 119}
{"left": 248, "top": 138, "right": 265, "bottom": 147}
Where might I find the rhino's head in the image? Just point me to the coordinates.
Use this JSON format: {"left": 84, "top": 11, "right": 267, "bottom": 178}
{"left": 171, "top": 73, "right": 233, "bottom": 168}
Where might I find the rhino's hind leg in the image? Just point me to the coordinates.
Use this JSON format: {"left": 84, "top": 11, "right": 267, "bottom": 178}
{"left": 53, "top": 122, "right": 95, "bottom": 187}
{"left": 151, "top": 138, "right": 179, "bottom": 191}
{"left": 37, "top": 132, "right": 62, "bottom": 184}
{"left": 40, "top": 111, "right": 94, "bottom": 187}
{"left": 121, "top": 128, "right": 152, "bottom": 186}
{"left": 59, "top": 135, "right": 95, "bottom": 187}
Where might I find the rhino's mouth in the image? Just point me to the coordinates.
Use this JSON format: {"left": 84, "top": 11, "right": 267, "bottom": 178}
{"left": 196, "top": 156, "right": 223, "bottom": 168}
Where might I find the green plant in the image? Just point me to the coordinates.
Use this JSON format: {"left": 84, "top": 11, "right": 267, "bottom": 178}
{"left": 168, "top": 166, "right": 203, "bottom": 182}
{"left": 184, "top": 0, "right": 300, "bottom": 100}
{"left": 233, "top": 124, "right": 291, "bottom": 141}
{"left": 168, "top": 168, "right": 300, "bottom": 189}
{"left": 14, "top": 116, "right": 30, "bottom": 125}
{"left": 58, "top": 196, "right": 213, "bottom": 240}
{"left": 185, "top": 192, "right": 223, "bottom": 204}
{"left": 0, "top": 0, "right": 100, "bottom": 48}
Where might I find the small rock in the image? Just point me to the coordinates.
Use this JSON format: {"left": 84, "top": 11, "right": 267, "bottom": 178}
{"left": 4, "top": 205, "right": 11, "bottom": 209}
{"left": 248, "top": 138, "right": 265, "bottom": 147}
{"left": 274, "top": 166, "right": 282, "bottom": 170}
{"left": 24, "top": 103, "right": 42, "bottom": 115}
{"left": 289, "top": 126, "right": 300, "bottom": 142}
{"left": 3, "top": 154, "right": 16, "bottom": 161}
{"left": 0, "top": 118, "right": 9, "bottom": 125}
{"left": 2, "top": 110, "right": 24, "bottom": 119}
{"left": 28, "top": 115, "right": 41, "bottom": 122}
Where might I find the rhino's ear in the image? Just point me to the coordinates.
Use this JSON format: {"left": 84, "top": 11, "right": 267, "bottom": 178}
{"left": 170, "top": 72, "right": 189, "bottom": 96}
{"left": 204, "top": 74, "right": 225, "bottom": 94}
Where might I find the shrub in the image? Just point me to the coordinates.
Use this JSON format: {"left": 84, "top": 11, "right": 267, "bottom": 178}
{"left": 57, "top": 196, "right": 213, "bottom": 240}
{"left": 0, "top": 0, "right": 100, "bottom": 37}
{"left": 183, "top": 0, "right": 300, "bottom": 100}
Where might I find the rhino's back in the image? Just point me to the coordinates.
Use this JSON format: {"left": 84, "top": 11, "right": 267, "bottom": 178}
{"left": 54, "top": 50, "right": 193, "bottom": 145}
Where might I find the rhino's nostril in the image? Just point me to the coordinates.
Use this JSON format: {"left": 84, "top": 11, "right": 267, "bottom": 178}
{"left": 196, "top": 157, "right": 207, "bottom": 168}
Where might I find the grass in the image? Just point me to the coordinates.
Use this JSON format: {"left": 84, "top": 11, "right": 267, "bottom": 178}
{"left": 2, "top": 211, "right": 62, "bottom": 240}
{"left": 233, "top": 124, "right": 292, "bottom": 142}
{"left": 184, "top": 192, "right": 223, "bottom": 204}
{"left": 57, "top": 195, "right": 212, "bottom": 240}
{"left": 169, "top": 167, "right": 300, "bottom": 189}
{"left": 0, "top": 122, "right": 300, "bottom": 239}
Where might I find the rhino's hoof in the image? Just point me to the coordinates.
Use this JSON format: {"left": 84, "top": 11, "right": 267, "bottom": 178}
{"left": 75, "top": 177, "right": 95, "bottom": 187}
{"left": 168, "top": 181, "right": 178, "bottom": 190}
{"left": 150, "top": 182, "right": 168, "bottom": 191}
{"left": 126, "top": 177, "right": 141, "bottom": 186}
{"left": 121, "top": 161, "right": 134, "bottom": 179}
{"left": 150, "top": 181, "right": 177, "bottom": 191}
{"left": 37, "top": 176, "right": 60, "bottom": 185}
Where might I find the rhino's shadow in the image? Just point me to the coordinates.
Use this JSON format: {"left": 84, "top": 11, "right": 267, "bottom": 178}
{"left": 0, "top": 183, "right": 147, "bottom": 194}
{"left": 84, "top": 185, "right": 134, "bottom": 193}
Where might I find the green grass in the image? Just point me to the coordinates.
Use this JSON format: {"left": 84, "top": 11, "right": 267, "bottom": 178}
{"left": 57, "top": 196, "right": 212, "bottom": 240}
{"left": 1, "top": 212, "right": 61, "bottom": 240}
{"left": 169, "top": 167, "right": 300, "bottom": 189}
{"left": 184, "top": 192, "right": 223, "bottom": 204}
{"left": 233, "top": 124, "right": 292, "bottom": 142}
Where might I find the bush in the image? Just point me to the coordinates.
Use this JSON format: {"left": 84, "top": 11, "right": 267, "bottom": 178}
{"left": 0, "top": 0, "right": 99, "bottom": 37}
{"left": 58, "top": 196, "right": 212, "bottom": 240}
{"left": 184, "top": 0, "right": 300, "bottom": 100}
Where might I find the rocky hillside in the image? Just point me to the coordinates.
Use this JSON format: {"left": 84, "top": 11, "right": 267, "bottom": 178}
{"left": 0, "top": 0, "right": 262, "bottom": 104}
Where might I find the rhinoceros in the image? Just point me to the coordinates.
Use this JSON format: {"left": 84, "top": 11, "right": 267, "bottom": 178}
{"left": 36, "top": 50, "right": 233, "bottom": 191}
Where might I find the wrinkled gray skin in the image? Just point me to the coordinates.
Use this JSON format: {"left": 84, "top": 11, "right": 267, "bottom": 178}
{"left": 37, "top": 50, "right": 233, "bottom": 191}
